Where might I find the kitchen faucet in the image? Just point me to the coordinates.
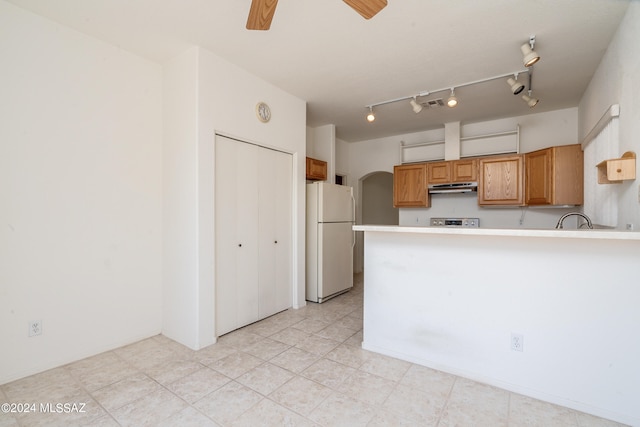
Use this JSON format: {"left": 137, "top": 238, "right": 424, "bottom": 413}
{"left": 555, "top": 212, "right": 593, "bottom": 229}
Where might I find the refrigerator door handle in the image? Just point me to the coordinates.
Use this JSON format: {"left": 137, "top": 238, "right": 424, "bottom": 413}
{"left": 351, "top": 193, "right": 356, "bottom": 249}
{"left": 350, "top": 194, "right": 356, "bottom": 222}
{"left": 351, "top": 194, "right": 356, "bottom": 248}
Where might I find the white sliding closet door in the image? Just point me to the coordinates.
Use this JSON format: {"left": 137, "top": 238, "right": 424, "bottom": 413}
{"left": 259, "top": 147, "right": 292, "bottom": 318}
{"left": 215, "top": 135, "right": 239, "bottom": 336}
{"left": 215, "top": 136, "right": 260, "bottom": 335}
{"left": 215, "top": 135, "right": 292, "bottom": 336}
{"left": 235, "top": 141, "right": 260, "bottom": 328}
{"left": 273, "top": 148, "right": 292, "bottom": 313}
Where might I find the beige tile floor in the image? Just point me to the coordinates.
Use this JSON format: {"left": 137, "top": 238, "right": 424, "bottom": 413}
{"left": 0, "top": 274, "right": 628, "bottom": 427}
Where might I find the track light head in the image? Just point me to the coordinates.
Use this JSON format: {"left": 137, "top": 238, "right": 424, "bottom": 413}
{"left": 521, "top": 36, "right": 540, "bottom": 67}
{"left": 507, "top": 76, "right": 525, "bottom": 95}
{"left": 409, "top": 97, "right": 423, "bottom": 113}
{"left": 366, "top": 106, "right": 375, "bottom": 122}
{"left": 522, "top": 93, "right": 539, "bottom": 108}
{"left": 447, "top": 89, "right": 458, "bottom": 108}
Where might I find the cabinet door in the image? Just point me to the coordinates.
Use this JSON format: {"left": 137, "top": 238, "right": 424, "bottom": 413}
{"left": 427, "top": 162, "right": 451, "bottom": 184}
{"left": 478, "top": 155, "right": 524, "bottom": 206}
{"left": 526, "top": 144, "right": 583, "bottom": 206}
{"left": 525, "top": 148, "right": 552, "bottom": 205}
{"left": 553, "top": 145, "right": 583, "bottom": 205}
{"left": 306, "top": 157, "right": 327, "bottom": 180}
{"left": 393, "top": 163, "right": 429, "bottom": 208}
{"left": 452, "top": 159, "right": 477, "bottom": 182}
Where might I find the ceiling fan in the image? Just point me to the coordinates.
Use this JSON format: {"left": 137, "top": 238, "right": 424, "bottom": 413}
{"left": 246, "top": 0, "right": 388, "bottom": 30}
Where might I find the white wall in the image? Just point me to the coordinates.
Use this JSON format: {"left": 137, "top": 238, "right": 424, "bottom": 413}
{"left": 307, "top": 125, "right": 336, "bottom": 183}
{"left": 0, "top": 2, "right": 163, "bottom": 384}
{"left": 162, "top": 48, "right": 201, "bottom": 348}
{"left": 579, "top": 2, "right": 640, "bottom": 230}
{"left": 162, "top": 47, "right": 307, "bottom": 350}
{"left": 335, "top": 138, "right": 350, "bottom": 184}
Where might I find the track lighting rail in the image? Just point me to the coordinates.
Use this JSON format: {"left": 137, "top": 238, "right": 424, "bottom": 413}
{"left": 365, "top": 69, "right": 530, "bottom": 110}
{"left": 365, "top": 36, "right": 540, "bottom": 120}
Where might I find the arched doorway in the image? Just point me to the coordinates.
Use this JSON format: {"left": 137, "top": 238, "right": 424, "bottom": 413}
{"left": 355, "top": 171, "right": 398, "bottom": 273}
{"left": 362, "top": 171, "right": 398, "bottom": 226}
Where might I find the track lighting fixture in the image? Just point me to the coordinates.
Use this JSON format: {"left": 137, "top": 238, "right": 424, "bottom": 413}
{"left": 521, "top": 36, "right": 540, "bottom": 67}
{"left": 366, "top": 106, "right": 375, "bottom": 122}
{"left": 364, "top": 35, "right": 542, "bottom": 122}
{"left": 409, "top": 97, "right": 423, "bottom": 113}
{"left": 522, "top": 93, "right": 539, "bottom": 108}
{"left": 447, "top": 88, "right": 458, "bottom": 108}
{"left": 507, "top": 74, "right": 525, "bottom": 95}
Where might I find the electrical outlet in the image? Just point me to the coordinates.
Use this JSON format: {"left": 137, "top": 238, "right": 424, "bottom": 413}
{"left": 28, "top": 320, "right": 42, "bottom": 337}
{"left": 511, "top": 333, "right": 523, "bottom": 352}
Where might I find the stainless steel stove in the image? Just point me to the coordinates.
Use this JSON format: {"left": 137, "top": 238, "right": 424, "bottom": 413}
{"left": 430, "top": 217, "right": 480, "bottom": 228}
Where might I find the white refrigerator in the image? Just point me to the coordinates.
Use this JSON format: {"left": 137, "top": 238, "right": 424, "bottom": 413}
{"left": 306, "top": 182, "right": 355, "bottom": 303}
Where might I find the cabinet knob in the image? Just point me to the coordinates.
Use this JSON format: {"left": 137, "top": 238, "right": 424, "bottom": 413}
{"left": 274, "top": 240, "right": 278, "bottom": 244}
{"left": 617, "top": 168, "right": 622, "bottom": 173}
{"left": 238, "top": 243, "right": 242, "bottom": 247}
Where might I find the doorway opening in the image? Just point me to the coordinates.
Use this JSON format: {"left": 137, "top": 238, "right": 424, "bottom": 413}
{"left": 354, "top": 171, "right": 398, "bottom": 273}
{"left": 361, "top": 171, "right": 398, "bottom": 225}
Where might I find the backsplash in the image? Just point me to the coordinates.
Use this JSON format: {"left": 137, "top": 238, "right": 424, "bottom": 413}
{"left": 398, "top": 193, "right": 582, "bottom": 229}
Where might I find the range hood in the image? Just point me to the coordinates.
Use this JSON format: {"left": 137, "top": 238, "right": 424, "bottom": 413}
{"left": 428, "top": 182, "right": 478, "bottom": 194}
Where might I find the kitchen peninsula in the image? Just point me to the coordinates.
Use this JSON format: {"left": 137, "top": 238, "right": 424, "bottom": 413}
{"left": 353, "top": 225, "right": 640, "bottom": 426}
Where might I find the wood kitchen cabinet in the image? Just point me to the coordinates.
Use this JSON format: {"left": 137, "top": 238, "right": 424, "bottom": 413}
{"left": 478, "top": 154, "right": 525, "bottom": 206}
{"left": 526, "top": 144, "right": 583, "bottom": 206}
{"left": 427, "top": 159, "right": 478, "bottom": 183}
{"left": 427, "top": 161, "right": 450, "bottom": 184}
{"left": 306, "top": 157, "right": 327, "bottom": 181}
{"left": 452, "top": 159, "right": 478, "bottom": 182}
{"left": 393, "top": 163, "right": 429, "bottom": 207}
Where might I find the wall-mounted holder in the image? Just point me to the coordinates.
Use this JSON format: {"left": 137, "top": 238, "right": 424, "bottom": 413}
{"left": 596, "top": 151, "right": 636, "bottom": 184}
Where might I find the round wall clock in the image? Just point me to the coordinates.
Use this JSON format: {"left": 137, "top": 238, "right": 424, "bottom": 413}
{"left": 256, "top": 102, "right": 271, "bottom": 123}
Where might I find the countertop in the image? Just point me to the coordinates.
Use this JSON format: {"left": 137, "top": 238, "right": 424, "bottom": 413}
{"left": 353, "top": 224, "right": 640, "bottom": 241}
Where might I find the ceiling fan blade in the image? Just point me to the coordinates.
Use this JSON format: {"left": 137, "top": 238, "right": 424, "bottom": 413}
{"left": 343, "top": 0, "right": 387, "bottom": 19}
{"left": 246, "top": 0, "right": 279, "bottom": 30}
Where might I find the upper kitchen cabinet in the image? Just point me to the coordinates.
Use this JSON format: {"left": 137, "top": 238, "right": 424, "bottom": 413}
{"left": 452, "top": 159, "right": 478, "bottom": 182}
{"left": 393, "top": 163, "right": 429, "bottom": 208}
{"left": 526, "top": 144, "right": 583, "bottom": 206}
{"left": 478, "top": 154, "right": 525, "bottom": 206}
{"left": 427, "top": 159, "right": 477, "bottom": 184}
{"left": 306, "top": 157, "right": 327, "bottom": 181}
{"left": 427, "top": 161, "right": 450, "bottom": 184}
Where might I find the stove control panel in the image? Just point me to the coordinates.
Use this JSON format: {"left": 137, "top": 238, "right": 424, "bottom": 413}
{"left": 430, "top": 217, "right": 480, "bottom": 228}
